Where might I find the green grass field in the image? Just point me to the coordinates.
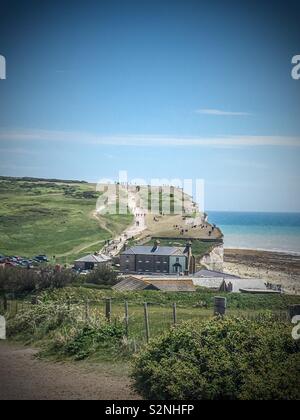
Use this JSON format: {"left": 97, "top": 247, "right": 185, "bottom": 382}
{"left": 6, "top": 286, "right": 296, "bottom": 352}
{"left": 0, "top": 178, "right": 133, "bottom": 262}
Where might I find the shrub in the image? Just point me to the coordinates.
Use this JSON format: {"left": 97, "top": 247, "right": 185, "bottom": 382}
{"left": 85, "top": 265, "right": 119, "bottom": 286}
{"left": 7, "top": 297, "right": 126, "bottom": 361}
{"left": 36, "top": 267, "right": 77, "bottom": 291}
{"left": 0, "top": 267, "right": 37, "bottom": 296}
{"left": 62, "top": 323, "right": 125, "bottom": 360}
{"left": 7, "top": 301, "right": 76, "bottom": 339}
{"left": 0, "top": 266, "right": 77, "bottom": 298}
{"left": 132, "top": 316, "right": 300, "bottom": 400}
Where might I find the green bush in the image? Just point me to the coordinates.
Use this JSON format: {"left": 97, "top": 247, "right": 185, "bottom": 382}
{"left": 0, "top": 267, "right": 77, "bottom": 297}
{"left": 7, "top": 301, "right": 76, "bottom": 339}
{"left": 62, "top": 324, "right": 125, "bottom": 360}
{"left": 85, "top": 265, "right": 119, "bottom": 286}
{"left": 7, "top": 297, "right": 126, "bottom": 361}
{"left": 132, "top": 316, "right": 300, "bottom": 400}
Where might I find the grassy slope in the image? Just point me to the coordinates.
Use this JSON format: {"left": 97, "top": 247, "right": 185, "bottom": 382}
{"left": 0, "top": 178, "right": 133, "bottom": 262}
{"left": 143, "top": 238, "right": 217, "bottom": 259}
{"left": 0, "top": 177, "right": 222, "bottom": 263}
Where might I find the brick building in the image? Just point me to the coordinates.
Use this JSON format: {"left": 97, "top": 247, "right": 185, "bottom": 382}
{"left": 120, "top": 240, "right": 195, "bottom": 275}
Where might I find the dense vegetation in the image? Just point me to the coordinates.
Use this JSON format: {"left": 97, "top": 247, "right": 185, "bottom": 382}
{"left": 7, "top": 296, "right": 126, "bottom": 361}
{"left": 85, "top": 265, "right": 119, "bottom": 287}
{"left": 2, "top": 284, "right": 299, "bottom": 356}
{"left": 132, "top": 317, "right": 300, "bottom": 400}
{"left": 0, "top": 267, "right": 77, "bottom": 304}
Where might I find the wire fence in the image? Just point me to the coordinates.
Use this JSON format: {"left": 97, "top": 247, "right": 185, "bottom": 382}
{"left": 1, "top": 297, "right": 291, "bottom": 348}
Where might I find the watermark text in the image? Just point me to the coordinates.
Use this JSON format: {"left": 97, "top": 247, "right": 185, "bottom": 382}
{"left": 0, "top": 54, "right": 6, "bottom": 80}
{"left": 291, "top": 55, "right": 300, "bottom": 80}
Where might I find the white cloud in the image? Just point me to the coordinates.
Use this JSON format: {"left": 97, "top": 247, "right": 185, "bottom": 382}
{"left": 195, "top": 108, "right": 252, "bottom": 116}
{"left": 0, "top": 129, "right": 299, "bottom": 148}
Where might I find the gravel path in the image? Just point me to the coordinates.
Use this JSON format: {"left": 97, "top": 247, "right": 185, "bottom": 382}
{"left": 0, "top": 341, "right": 140, "bottom": 400}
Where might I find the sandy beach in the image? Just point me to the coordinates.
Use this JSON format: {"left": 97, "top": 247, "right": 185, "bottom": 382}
{"left": 224, "top": 249, "right": 300, "bottom": 293}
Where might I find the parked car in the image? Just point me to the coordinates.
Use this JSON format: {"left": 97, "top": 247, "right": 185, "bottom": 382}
{"left": 19, "top": 260, "right": 34, "bottom": 268}
{"left": 34, "top": 255, "right": 49, "bottom": 263}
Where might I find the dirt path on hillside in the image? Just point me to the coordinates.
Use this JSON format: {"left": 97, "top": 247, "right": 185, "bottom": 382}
{"left": 56, "top": 239, "right": 106, "bottom": 258}
{"left": 0, "top": 341, "right": 140, "bottom": 400}
{"left": 99, "top": 190, "right": 147, "bottom": 258}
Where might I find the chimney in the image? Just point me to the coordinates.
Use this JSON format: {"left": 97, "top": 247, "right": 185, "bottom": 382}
{"left": 151, "top": 239, "right": 160, "bottom": 253}
{"left": 185, "top": 241, "right": 192, "bottom": 257}
{"left": 185, "top": 241, "right": 193, "bottom": 274}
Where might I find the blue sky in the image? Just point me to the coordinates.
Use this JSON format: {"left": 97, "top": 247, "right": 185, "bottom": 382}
{"left": 0, "top": 0, "right": 300, "bottom": 211}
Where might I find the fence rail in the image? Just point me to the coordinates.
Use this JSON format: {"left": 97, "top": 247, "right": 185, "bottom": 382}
{"left": 0, "top": 296, "right": 291, "bottom": 347}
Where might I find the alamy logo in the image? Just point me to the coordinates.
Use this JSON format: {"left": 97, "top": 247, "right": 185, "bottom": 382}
{"left": 0, "top": 55, "right": 6, "bottom": 80}
{"left": 0, "top": 315, "right": 6, "bottom": 340}
{"left": 291, "top": 55, "right": 300, "bottom": 80}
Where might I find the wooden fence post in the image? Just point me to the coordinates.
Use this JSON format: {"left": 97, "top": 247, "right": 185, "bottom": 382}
{"left": 144, "top": 302, "right": 150, "bottom": 343}
{"left": 214, "top": 296, "right": 227, "bottom": 316}
{"left": 106, "top": 298, "right": 112, "bottom": 323}
{"left": 124, "top": 300, "right": 129, "bottom": 337}
{"left": 172, "top": 303, "right": 177, "bottom": 326}
{"left": 3, "top": 294, "right": 7, "bottom": 312}
{"left": 288, "top": 304, "right": 300, "bottom": 320}
{"left": 85, "top": 300, "right": 89, "bottom": 322}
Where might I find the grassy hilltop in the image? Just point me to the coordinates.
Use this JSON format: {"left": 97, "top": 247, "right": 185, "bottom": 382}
{"left": 0, "top": 176, "right": 222, "bottom": 264}
{"left": 0, "top": 177, "right": 132, "bottom": 262}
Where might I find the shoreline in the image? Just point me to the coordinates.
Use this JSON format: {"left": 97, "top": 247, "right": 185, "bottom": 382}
{"left": 224, "top": 246, "right": 300, "bottom": 256}
{"left": 223, "top": 248, "right": 300, "bottom": 293}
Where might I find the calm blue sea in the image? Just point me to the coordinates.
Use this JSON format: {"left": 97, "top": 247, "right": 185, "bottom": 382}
{"left": 207, "top": 212, "right": 300, "bottom": 254}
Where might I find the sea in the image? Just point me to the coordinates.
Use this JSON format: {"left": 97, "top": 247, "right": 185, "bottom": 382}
{"left": 207, "top": 211, "right": 300, "bottom": 254}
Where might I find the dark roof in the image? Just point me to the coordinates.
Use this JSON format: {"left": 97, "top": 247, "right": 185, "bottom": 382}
{"left": 193, "top": 269, "right": 240, "bottom": 279}
{"left": 149, "top": 279, "right": 195, "bottom": 292}
{"left": 74, "top": 254, "right": 111, "bottom": 263}
{"left": 122, "top": 246, "right": 187, "bottom": 257}
{"left": 113, "top": 277, "right": 155, "bottom": 291}
{"left": 113, "top": 276, "right": 195, "bottom": 292}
